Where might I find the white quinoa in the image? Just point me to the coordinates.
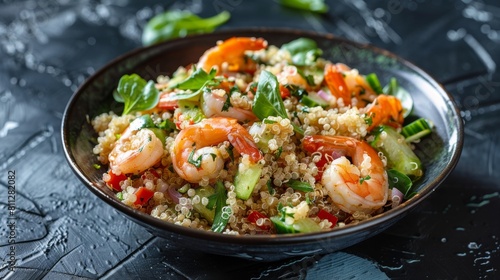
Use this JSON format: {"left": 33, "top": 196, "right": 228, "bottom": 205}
{"left": 90, "top": 38, "right": 417, "bottom": 235}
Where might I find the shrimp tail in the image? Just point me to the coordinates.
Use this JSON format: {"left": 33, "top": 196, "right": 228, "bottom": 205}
{"left": 228, "top": 132, "right": 262, "bottom": 163}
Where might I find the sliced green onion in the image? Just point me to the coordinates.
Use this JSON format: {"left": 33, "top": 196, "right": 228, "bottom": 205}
{"left": 402, "top": 118, "right": 433, "bottom": 142}
{"left": 365, "top": 73, "right": 383, "bottom": 94}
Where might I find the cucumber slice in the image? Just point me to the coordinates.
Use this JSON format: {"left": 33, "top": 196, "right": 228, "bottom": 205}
{"left": 271, "top": 217, "right": 322, "bottom": 234}
{"left": 234, "top": 162, "right": 263, "bottom": 200}
{"left": 401, "top": 118, "right": 432, "bottom": 142}
{"left": 370, "top": 125, "right": 423, "bottom": 180}
{"left": 177, "top": 100, "right": 205, "bottom": 124}
{"left": 301, "top": 91, "right": 329, "bottom": 108}
{"left": 193, "top": 187, "right": 215, "bottom": 223}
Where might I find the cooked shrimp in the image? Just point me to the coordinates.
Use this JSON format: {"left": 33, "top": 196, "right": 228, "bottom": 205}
{"left": 303, "top": 135, "right": 388, "bottom": 214}
{"left": 324, "top": 63, "right": 377, "bottom": 107}
{"left": 197, "top": 37, "right": 268, "bottom": 74}
{"left": 109, "top": 123, "right": 164, "bottom": 175}
{"left": 365, "top": 95, "right": 404, "bottom": 131}
{"left": 171, "top": 117, "right": 262, "bottom": 183}
{"left": 201, "top": 88, "right": 257, "bottom": 122}
{"left": 277, "top": 65, "right": 311, "bottom": 90}
{"left": 324, "top": 63, "right": 351, "bottom": 106}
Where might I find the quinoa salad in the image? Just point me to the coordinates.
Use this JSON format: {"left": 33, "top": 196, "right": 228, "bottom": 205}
{"left": 91, "top": 37, "right": 433, "bottom": 235}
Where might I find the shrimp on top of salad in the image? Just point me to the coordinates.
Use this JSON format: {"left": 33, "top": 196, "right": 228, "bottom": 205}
{"left": 91, "top": 36, "right": 433, "bottom": 234}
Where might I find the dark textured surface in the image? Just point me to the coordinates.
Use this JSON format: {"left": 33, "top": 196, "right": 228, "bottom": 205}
{"left": 1, "top": 0, "right": 499, "bottom": 279}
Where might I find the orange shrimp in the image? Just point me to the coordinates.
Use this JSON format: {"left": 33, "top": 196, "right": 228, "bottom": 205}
{"left": 197, "top": 37, "right": 268, "bottom": 74}
{"left": 324, "top": 63, "right": 379, "bottom": 107}
{"left": 324, "top": 63, "right": 351, "bottom": 106}
{"left": 303, "top": 135, "right": 389, "bottom": 214}
{"left": 109, "top": 120, "right": 164, "bottom": 175}
{"left": 171, "top": 117, "right": 262, "bottom": 183}
{"left": 365, "top": 95, "right": 404, "bottom": 131}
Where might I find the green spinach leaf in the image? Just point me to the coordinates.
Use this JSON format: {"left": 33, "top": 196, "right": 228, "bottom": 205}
{"left": 253, "top": 71, "right": 304, "bottom": 135}
{"left": 281, "top": 38, "right": 323, "bottom": 66}
{"left": 252, "top": 70, "right": 288, "bottom": 120}
{"left": 175, "top": 67, "right": 217, "bottom": 91}
{"left": 278, "top": 0, "right": 329, "bottom": 13}
{"left": 114, "top": 74, "right": 160, "bottom": 115}
{"left": 142, "top": 10, "right": 230, "bottom": 46}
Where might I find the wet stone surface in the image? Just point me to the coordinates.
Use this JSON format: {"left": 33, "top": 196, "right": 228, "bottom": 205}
{"left": 1, "top": 0, "right": 499, "bottom": 279}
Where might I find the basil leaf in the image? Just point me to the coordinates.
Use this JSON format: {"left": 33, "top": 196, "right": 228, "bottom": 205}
{"left": 287, "top": 179, "right": 314, "bottom": 192}
{"left": 207, "top": 181, "right": 230, "bottom": 233}
{"left": 278, "top": 0, "right": 329, "bottom": 13}
{"left": 115, "top": 74, "right": 160, "bottom": 115}
{"left": 142, "top": 10, "right": 230, "bottom": 46}
{"left": 175, "top": 67, "right": 217, "bottom": 91}
{"left": 281, "top": 38, "right": 323, "bottom": 66}
{"left": 252, "top": 70, "right": 288, "bottom": 120}
{"left": 253, "top": 71, "right": 304, "bottom": 135}
{"left": 383, "top": 77, "right": 413, "bottom": 117}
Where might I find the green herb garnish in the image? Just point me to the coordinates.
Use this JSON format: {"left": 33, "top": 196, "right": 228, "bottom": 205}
{"left": 187, "top": 147, "right": 202, "bottom": 168}
{"left": 142, "top": 10, "right": 230, "bottom": 46}
{"left": 207, "top": 181, "right": 230, "bottom": 233}
{"left": 116, "top": 192, "right": 123, "bottom": 200}
{"left": 359, "top": 175, "right": 371, "bottom": 184}
{"left": 114, "top": 74, "right": 160, "bottom": 115}
{"left": 287, "top": 179, "right": 314, "bottom": 192}
{"left": 222, "top": 86, "right": 238, "bottom": 112}
{"left": 267, "top": 180, "right": 275, "bottom": 195}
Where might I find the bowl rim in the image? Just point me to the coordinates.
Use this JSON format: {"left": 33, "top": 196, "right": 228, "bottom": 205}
{"left": 61, "top": 27, "right": 464, "bottom": 245}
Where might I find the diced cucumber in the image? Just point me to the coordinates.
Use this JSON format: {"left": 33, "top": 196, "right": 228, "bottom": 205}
{"left": 234, "top": 162, "right": 262, "bottom": 200}
{"left": 177, "top": 100, "right": 205, "bottom": 124}
{"left": 270, "top": 217, "right": 322, "bottom": 234}
{"left": 370, "top": 125, "right": 423, "bottom": 180}
{"left": 193, "top": 187, "right": 215, "bottom": 223}
{"left": 401, "top": 118, "right": 432, "bottom": 142}
{"left": 301, "top": 91, "right": 329, "bottom": 108}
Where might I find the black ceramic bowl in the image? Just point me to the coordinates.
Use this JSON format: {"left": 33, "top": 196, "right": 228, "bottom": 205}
{"left": 62, "top": 28, "right": 463, "bottom": 261}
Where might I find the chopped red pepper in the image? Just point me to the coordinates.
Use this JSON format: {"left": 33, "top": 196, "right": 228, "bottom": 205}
{"left": 317, "top": 209, "right": 338, "bottom": 228}
{"left": 279, "top": 84, "right": 291, "bottom": 99}
{"left": 105, "top": 170, "right": 127, "bottom": 192}
{"left": 134, "top": 187, "right": 155, "bottom": 206}
{"left": 314, "top": 154, "right": 329, "bottom": 182}
{"left": 247, "top": 210, "right": 271, "bottom": 230}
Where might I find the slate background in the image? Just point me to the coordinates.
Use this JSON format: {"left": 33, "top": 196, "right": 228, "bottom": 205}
{"left": 1, "top": 0, "right": 499, "bottom": 279}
